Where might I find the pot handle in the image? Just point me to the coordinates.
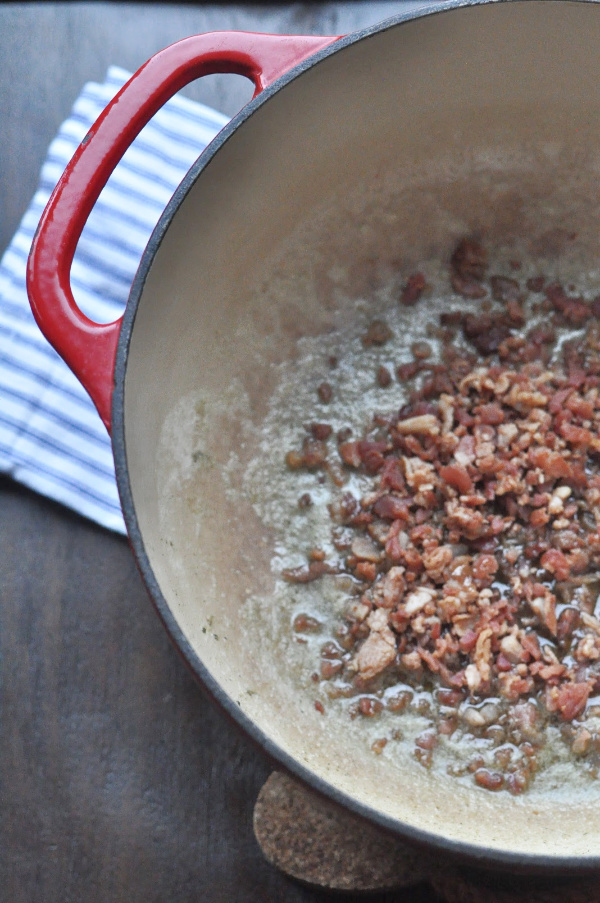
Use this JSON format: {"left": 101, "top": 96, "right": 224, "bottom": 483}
{"left": 26, "top": 31, "right": 340, "bottom": 433}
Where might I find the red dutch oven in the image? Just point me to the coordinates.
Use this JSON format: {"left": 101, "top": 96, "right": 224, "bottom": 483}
{"left": 27, "top": 0, "right": 600, "bottom": 873}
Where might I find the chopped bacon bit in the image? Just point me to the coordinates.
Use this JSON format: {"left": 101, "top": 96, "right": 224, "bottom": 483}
{"left": 355, "top": 610, "right": 397, "bottom": 681}
{"left": 528, "top": 447, "right": 572, "bottom": 479}
{"left": 380, "top": 457, "right": 405, "bottom": 491}
{"left": 359, "top": 696, "right": 384, "bottom": 717}
{"left": 317, "top": 382, "right": 333, "bottom": 403}
{"left": 439, "top": 464, "right": 473, "bottom": 495}
{"left": 537, "top": 663, "right": 566, "bottom": 682}
{"left": 358, "top": 440, "right": 388, "bottom": 474}
{"left": 397, "top": 414, "right": 440, "bottom": 436}
{"left": 377, "top": 365, "right": 392, "bottom": 388}
{"left": 301, "top": 439, "right": 328, "bottom": 469}
{"left": 438, "top": 688, "right": 463, "bottom": 707}
{"left": 328, "top": 492, "right": 359, "bottom": 523}
{"left": 403, "top": 457, "right": 437, "bottom": 490}
{"left": 385, "top": 521, "right": 410, "bottom": 562}
{"left": 355, "top": 561, "right": 377, "bottom": 582}
{"left": 400, "top": 272, "right": 428, "bottom": 306}
{"left": 282, "top": 561, "right": 338, "bottom": 583}
{"left": 568, "top": 549, "right": 589, "bottom": 574}
{"left": 415, "top": 729, "right": 438, "bottom": 750}
{"left": 418, "top": 648, "right": 441, "bottom": 673}
{"left": 520, "top": 633, "right": 541, "bottom": 661}
{"left": 362, "top": 320, "right": 393, "bottom": 347}
{"left": 459, "top": 629, "right": 478, "bottom": 653}
{"left": 372, "top": 494, "right": 411, "bottom": 522}
{"left": 566, "top": 394, "right": 594, "bottom": 419}
{"left": 379, "top": 567, "right": 406, "bottom": 608}
{"left": 339, "top": 441, "right": 362, "bottom": 468}
{"left": 293, "top": 613, "right": 321, "bottom": 632}
{"left": 529, "top": 590, "right": 558, "bottom": 637}
{"left": 558, "top": 421, "right": 593, "bottom": 447}
{"left": 310, "top": 422, "right": 332, "bottom": 440}
{"left": 477, "top": 403, "right": 505, "bottom": 425}
{"left": 463, "top": 315, "right": 511, "bottom": 354}
{"left": 551, "top": 682, "right": 590, "bottom": 722}
{"left": 557, "top": 607, "right": 580, "bottom": 642}
{"left": 451, "top": 238, "right": 487, "bottom": 278}
{"left": 472, "top": 554, "right": 498, "bottom": 583}
{"left": 548, "top": 387, "right": 572, "bottom": 414}
{"left": 285, "top": 450, "right": 305, "bottom": 470}
{"left": 444, "top": 503, "right": 485, "bottom": 540}
{"left": 474, "top": 769, "right": 504, "bottom": 791}
{"left": 540, "top": 549, "right": 570, "bottom": 582}
{"left": 396, "top": 361, "right": 421, "bottom": 381}
{"left": 529, "top": 509, "right": 550, "bottom": 528}
{"left": 499, "top": 673, "right": 535, "bottom": 701}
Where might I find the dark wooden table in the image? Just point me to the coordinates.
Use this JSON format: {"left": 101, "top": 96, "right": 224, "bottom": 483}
{"left": 0, "top": 4, "right": 439, "bottom": 901}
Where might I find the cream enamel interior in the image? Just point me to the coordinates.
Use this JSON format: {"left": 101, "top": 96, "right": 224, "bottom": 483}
{"left": 122, "top": 1, "right": 600, "bottom": 861}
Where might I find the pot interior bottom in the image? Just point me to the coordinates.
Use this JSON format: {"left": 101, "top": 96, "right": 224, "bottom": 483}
{"left": 132, "top": 137, "right": 600, "bottom": 861}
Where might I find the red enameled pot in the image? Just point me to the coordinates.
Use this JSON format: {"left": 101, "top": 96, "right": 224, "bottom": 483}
{"left": 27, "top": 0, "right": 600, "bottom": 873}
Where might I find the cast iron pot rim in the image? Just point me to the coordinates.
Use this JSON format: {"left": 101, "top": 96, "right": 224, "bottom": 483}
{"left": 111, "top": 0, "right": 600, "bottom": 873}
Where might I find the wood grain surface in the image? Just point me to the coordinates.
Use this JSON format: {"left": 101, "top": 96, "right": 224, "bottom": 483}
{"left": 0, "top": 4, "right": 438, "bottom": 902}
{"left": 10, "top": 4, "right": 595, "bottom": 902}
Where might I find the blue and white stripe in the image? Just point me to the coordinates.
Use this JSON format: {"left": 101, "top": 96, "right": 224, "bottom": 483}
{"left": 0, "top": 66, "right": 228, "bottom": 533}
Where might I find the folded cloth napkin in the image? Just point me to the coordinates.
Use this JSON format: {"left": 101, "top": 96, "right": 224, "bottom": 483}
{"left": 0, "top": 66, "right": 228, "bottom": 533}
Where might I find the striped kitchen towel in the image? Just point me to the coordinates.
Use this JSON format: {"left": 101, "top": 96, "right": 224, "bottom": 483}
{"left": 0, "top": 66, "right": 228, "bottom": 533}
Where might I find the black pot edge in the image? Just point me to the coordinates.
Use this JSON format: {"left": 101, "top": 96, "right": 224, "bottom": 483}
{"left": 111, "top": 0, "right": 600, "bottom": 874}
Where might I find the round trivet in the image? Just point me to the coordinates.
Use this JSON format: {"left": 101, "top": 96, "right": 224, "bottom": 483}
{"left": 253, "top": 770, "right": 432, "bottom": 892}
{"left": 254, "top": 772, "right": 600, "bottom": 900}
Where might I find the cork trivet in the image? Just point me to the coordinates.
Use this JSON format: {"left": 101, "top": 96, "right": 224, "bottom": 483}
{"left": 253, "top": 770, "right": 432, "bottom": 891}
{"left": 430, "top": 867, "right": 600, "bottom": 903}
{"left": 254, "top": 771, "right": 600, "bottom": 899}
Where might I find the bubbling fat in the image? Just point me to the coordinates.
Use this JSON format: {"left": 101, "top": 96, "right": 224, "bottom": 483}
{"left": 238, "top": 229, "right": 600, "bottom": 797}
{"left": 176, "top": 147, "right": 600, "bottom": 800}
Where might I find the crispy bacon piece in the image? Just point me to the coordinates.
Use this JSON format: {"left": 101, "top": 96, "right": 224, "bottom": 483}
{"left": 439, "top": 464, "right": 473, "bottom": 495}
{"left": 548, "top": 683, "right": 591, "bottom": 722}
{"left": 282, "top": 561, "right": 338, "bottom": 583}
{"left": 354, "top": 610, "right": 397, "bottom": 681}
{"left": 373, "top": 494, "right": 411, "bottom": 522}
{"left": 528, "top": 446, "right": 572, "bottom": 479}
{"left": 540, "top": 549, "right": 570, "bottom": 582}
{"left": 400, "top": 272, "right": 428, "bottom": 306}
